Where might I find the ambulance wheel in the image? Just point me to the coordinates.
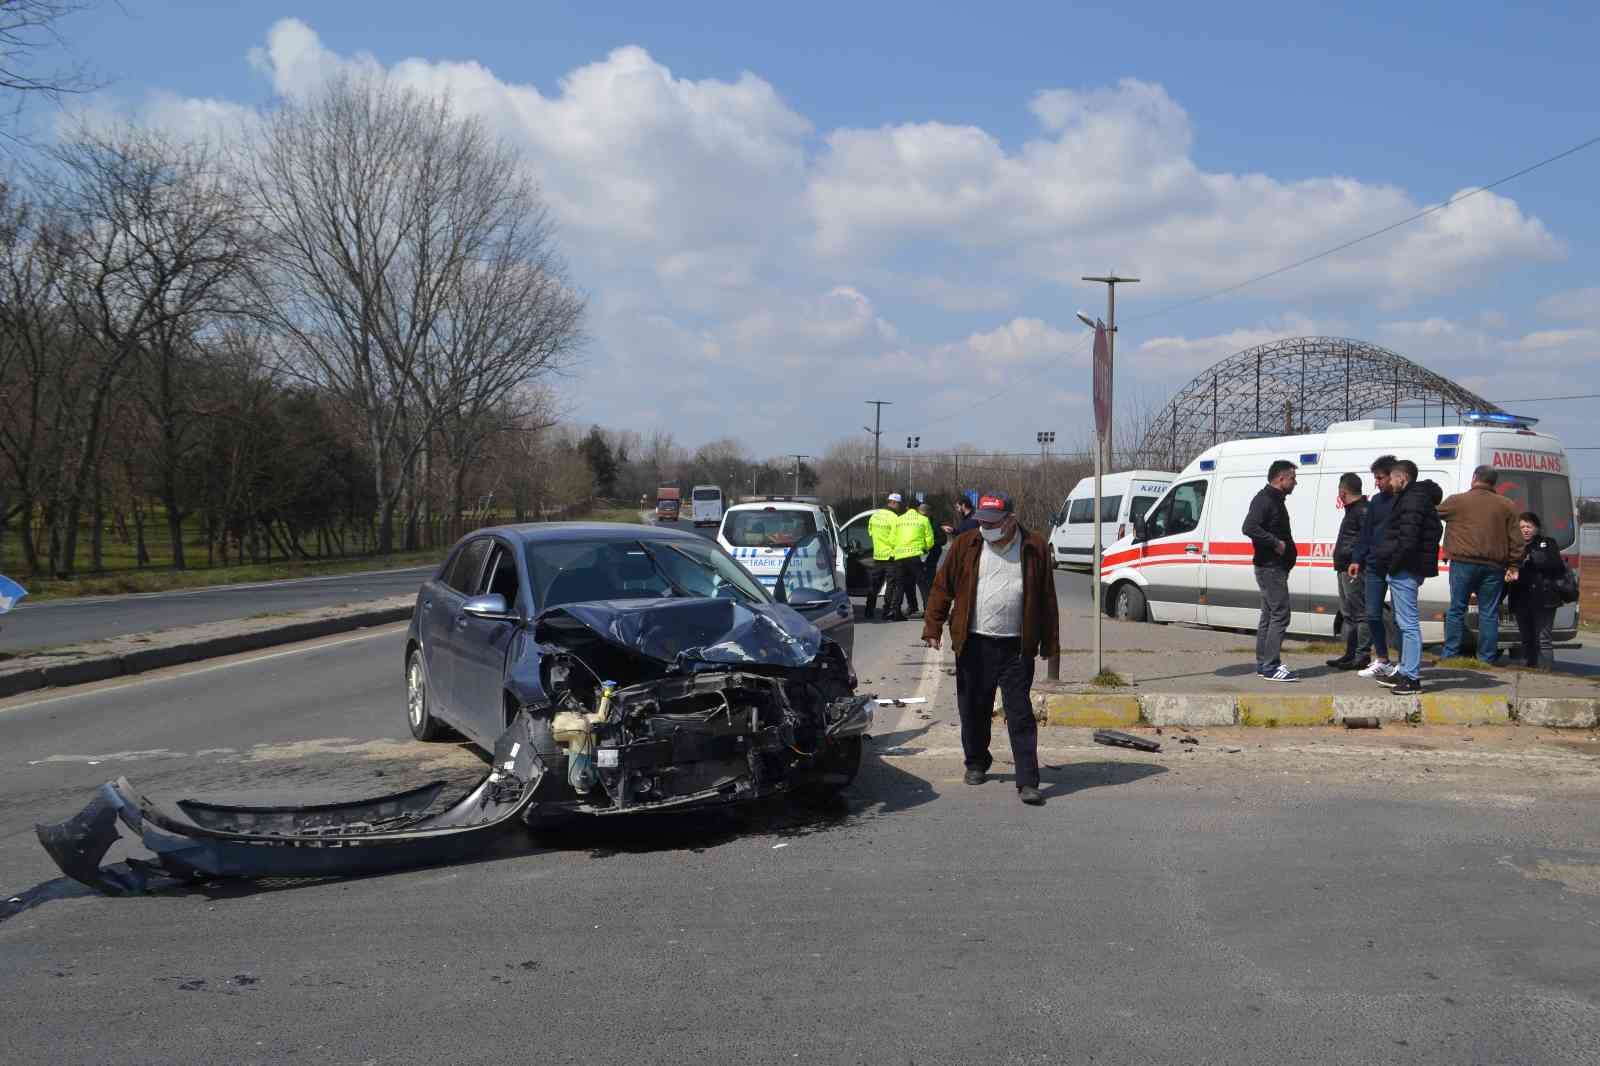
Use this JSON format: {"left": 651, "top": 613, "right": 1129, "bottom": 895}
{"left": 1113, "top": 584, "right": 1147, "bottom": 623}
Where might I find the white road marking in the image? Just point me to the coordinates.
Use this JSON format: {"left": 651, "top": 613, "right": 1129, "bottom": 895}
{"left": 11, "top": 566, "right": 433, "bottom": 612}
{"left": 0, "top": 625, "right": 404, "bottom": 715}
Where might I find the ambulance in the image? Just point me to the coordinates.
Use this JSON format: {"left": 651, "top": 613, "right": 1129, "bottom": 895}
{"left": 1098, "top": 413, "right": 1580, "bottom": 648}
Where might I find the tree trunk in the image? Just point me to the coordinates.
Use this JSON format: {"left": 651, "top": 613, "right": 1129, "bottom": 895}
{"left": 164, "top": 500, "right": 186, "bottom": 570}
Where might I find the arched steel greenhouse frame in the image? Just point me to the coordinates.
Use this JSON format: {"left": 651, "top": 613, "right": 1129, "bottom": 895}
{"left": 1134, "top": 336, "right": 1502, "bottom": 471}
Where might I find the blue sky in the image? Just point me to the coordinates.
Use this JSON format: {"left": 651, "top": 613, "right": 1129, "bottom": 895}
{"left": 27, "top": 1, "right": 1600, "bottom": 487}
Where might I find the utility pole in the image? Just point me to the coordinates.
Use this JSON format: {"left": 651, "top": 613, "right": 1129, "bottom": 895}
{"left": 790, "top": 454, "right": 811, "bottom": 496}
{"left": 1081, "top": 274, "right": 1140, "bottom": 680}
{"left": 864, "top": 401, "right": 891, "bottom": 506}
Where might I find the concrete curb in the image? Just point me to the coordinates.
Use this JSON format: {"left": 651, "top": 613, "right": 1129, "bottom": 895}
{"left": 0, "top": 601, "right": 413, "bottom": 700}
{"left": 1030, "top": 690, "right": 1600, "bottom": 730}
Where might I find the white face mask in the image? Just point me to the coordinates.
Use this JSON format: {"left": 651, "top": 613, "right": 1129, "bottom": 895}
{"left": 979, "top": 523, "right": 1008, "bottom": 543}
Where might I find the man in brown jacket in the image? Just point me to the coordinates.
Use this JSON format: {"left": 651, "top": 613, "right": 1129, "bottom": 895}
{"left": 922, "top": 492, "right": 1060, "bottom": 806}
{"left": 1437, "top": 465, "right": 1523, "bottom": 663}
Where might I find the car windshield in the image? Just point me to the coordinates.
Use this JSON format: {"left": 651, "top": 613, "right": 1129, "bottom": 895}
{"left": 722, "top": 509, "right": 818, "bottom": 548}
{"left": 526, "top": 538, "right": 768, "bottom": 611}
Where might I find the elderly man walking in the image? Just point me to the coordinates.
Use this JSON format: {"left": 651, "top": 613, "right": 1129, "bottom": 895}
{"left": 923, "top": 493, "right": 1059, "bottom": 806}
{"left": 1242, "top": 460, "right": 1299, "bottom": 682}
{"left": 1437, "top": 465, "right": 1523, "bottom": 664}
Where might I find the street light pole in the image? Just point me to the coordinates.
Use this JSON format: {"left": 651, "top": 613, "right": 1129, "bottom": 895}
{"left": 1036, "top": 430, "right": 1054, "bottom": 509}
{"left": 790, "top": 454, "right": 811, "bottom": 496}
{"left": 1079, "top": 274, "right": 1139, "bottom": 680}
{"left": 905, "top": 436, "right": 920, "bottom": 497}
{"left": 865, "top": 401, "right": 891, "bottom": 506}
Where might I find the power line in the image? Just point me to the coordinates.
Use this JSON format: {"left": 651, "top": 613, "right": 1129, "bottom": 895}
{"left": 1129, "top": 132, "right": 1600, "bottom": 327}
{"left": 916, "top": 132, "right": 1600, "bottom": 431}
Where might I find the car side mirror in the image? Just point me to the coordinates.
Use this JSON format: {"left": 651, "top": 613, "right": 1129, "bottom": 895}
{"left": 462, "top": 593, "right": 515, "bottom": 621}
{"left": 1131, "top": 516, "right": 1147, "bottom": 542}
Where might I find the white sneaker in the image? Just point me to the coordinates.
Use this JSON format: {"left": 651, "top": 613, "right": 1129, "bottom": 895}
{"left": 1358, "top": 659, "right": 1395, "bottom": 679}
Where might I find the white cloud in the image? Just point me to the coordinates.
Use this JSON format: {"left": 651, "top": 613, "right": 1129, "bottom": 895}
{"left": 808, "top": 79, "right": 1560, "bottom": 302}
{"left": 110, "top": 21, "right": 1585, "bottom": 457}
{"left": 1536, "top": 286, "right": 1600, "bottom": 323}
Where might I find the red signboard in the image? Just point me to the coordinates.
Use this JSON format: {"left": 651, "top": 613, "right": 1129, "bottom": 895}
{"left": 1092, "top": 321, "right": 1111, "bottom": 439}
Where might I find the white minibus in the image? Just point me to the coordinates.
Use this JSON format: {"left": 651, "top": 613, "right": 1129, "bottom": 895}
{"left": 1098, "top": 414, "right": 1580, "bottom": 648}
{"left": 690, "top": 484, "right": 725, "bottom": 527}
{"left": 1049, "top": 470, "right": 1174, "bottom": 570}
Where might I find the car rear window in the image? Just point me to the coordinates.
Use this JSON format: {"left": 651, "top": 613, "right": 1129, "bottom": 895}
{"left": 723, "top": 509, "right": 818, "bottom": 548}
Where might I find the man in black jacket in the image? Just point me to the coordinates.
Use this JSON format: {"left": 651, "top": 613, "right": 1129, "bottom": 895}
{"left": 1373, "top": 459, "right": 1444, "bottom": 694}
{"left": 1327, "top": 472, "right": 1370, "bottom": 670}
{"left": 1242, "top": 460, "right": 1298, "bottom": 681}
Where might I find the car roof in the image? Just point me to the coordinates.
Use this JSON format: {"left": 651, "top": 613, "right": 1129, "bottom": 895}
{"left": 724, "top": 500, "right": 827, "bottom": 513}
{"left": 464, "top": 522, "right": 711, "bottom": 547}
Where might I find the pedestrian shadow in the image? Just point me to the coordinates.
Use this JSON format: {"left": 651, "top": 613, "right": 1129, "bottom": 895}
{"left": 1421, "top": 668, "right": 1513, "bottom": 692}
{"left": 990, "top": 760, "right": 1167, "bottom": 799}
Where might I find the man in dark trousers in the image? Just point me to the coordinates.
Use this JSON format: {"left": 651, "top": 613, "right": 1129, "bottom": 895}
{"left": 1327, "top": 472, "right": 1370, "bottom": 670}
{"left": 1374, "top": 459, "right": 1444, "bottom": 695}
{"left": 1437, "top": 465, "right": 1523, "bottom": 664}
{"left": 1242, "top": 460, "right": 1299, "bottom": 682}
{"left": 923, "top": 493, "right": 1059, "bottom": 806}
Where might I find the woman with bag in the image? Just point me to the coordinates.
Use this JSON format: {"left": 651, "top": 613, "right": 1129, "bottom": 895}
{"left": 1506, "top": 512, "right": 1569, "bottom": 670}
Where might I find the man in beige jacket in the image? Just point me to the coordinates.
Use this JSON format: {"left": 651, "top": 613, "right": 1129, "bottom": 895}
{"left": 1437, "top": 466, "right": 1523, "bottom": 663}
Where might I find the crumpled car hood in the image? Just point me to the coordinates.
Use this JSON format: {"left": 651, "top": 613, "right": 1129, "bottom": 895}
{"left": 534, "top": 597, "right": 822, "bottom": 669}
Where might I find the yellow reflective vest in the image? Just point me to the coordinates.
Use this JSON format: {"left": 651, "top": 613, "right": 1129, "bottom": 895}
{"left": 867, "top": 508, "right": 898, "bottom": 561}
{"left": 891, "top": 510, "right": 935, "bottom": 560}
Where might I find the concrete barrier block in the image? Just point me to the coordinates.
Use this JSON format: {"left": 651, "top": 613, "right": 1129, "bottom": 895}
{"left": 1141, "top": 694, "right": 1236, "bottom": 727}
{"left": 40, "top": 656, "right": 123, "bottom": 687}
{"left": 1237, "top": 694, "right": 1335, "bottom": 727}
{"left": 0, "top": 666, "right": 46, "bottom": 698}
{"left": 1038, "top": 693, "right": 1142, "bottom": 728}
{"left": 1420, "top": 693, "right": 1511, "bottom": 725}
{"left": 1514, "top": 698, "right": 1599, "bottom": 729}
{"left": 1333, "top": 694, "right": 1413, "bottom": 723}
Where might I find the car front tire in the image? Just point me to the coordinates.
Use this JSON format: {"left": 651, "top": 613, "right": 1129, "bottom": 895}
{"left": 407, "top": 648, "right": 449, "bottom": 741}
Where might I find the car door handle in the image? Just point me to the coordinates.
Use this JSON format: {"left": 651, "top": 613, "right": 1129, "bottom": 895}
{"left": 1185, "top": 544, "right": 1201, "bottom": 554}
{"left": 423, "top": 599, "right": 432, "bottom": 610}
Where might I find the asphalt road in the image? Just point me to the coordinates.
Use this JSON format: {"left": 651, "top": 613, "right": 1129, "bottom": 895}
{"left": 2, "top": 613, "right": 1597, "bottom": 1063}
{"left": 0, "top": 566, "right": 435, "bottom": 654}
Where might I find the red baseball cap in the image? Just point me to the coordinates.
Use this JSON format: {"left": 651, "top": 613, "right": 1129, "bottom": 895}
{"left": 973, "top": 493, "right": 1013, "bottom": 522}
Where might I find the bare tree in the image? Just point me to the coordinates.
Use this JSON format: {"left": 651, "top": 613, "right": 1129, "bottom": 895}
{"left": 247, "top": 74, "right": 585, "bottom": 553}
{"left": 37, "top": 124, "right": 253, "bottom": 576}
{"left": 1, "top": 0, "right": 103, "bottom": 134}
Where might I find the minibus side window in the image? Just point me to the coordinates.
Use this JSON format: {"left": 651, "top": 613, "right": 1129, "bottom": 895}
{"left": 1099, "top": 495, "right": 1123, "bottom": 522}
{"left": 1067, "top": 498, "right": 1095, "bottom": 524}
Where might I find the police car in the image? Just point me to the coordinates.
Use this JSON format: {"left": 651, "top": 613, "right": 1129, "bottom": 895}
{"left": 717, "top": 497, "right": 846, "bottom": 592}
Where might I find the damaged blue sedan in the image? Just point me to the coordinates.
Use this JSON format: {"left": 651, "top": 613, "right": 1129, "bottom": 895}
{"left": 38, "top": 523, "right": 871, "bottom": 894}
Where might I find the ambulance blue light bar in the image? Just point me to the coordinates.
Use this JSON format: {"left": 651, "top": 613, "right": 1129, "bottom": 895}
{"left": 1461, "top": 411, "right": 1539, "bottom": 429}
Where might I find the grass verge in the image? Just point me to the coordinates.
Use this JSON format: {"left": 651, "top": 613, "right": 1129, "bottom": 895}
{"left": 15, "top": 549, "right": 447, "bottom": 603}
